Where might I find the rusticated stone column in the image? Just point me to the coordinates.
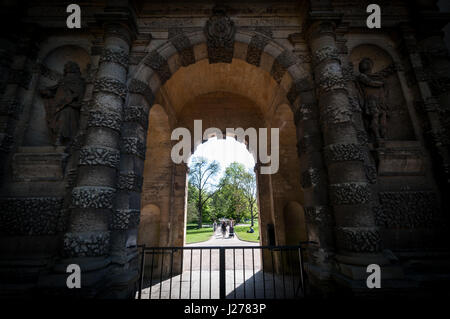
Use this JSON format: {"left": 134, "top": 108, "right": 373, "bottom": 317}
{"left": 306, "top": 19, "right": 389, "bottom": 284}
{"left": 294, "top": 88, "right": 335, "bottom": 288}
{"left": 59, "top": 23, "right": 132, "bottom": 295}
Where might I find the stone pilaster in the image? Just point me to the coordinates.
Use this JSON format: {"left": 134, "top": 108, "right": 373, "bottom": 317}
{"left": 0, "top": 30, "right": 39, "bottom": 184}
{"left": 400, "top": 12, "right": 450, "bottom": 213}
{"left": 306, "top": 18, "right": 390, "bottom": 286}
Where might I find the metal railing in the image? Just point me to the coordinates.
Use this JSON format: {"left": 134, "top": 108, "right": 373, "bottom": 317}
{"left": 136, "top": 242, "right": 315, "bottom": 299}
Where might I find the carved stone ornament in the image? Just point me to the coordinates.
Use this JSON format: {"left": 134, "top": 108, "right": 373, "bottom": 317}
{"left": 204, "top": 6, "right": 236, "bottom": 64}
{"left": 329, "top": 182, "right": 371, "bottom": 205}
{"left": 71, "top": 186, "right": 116, "bottom": 209}
{"left": 111, "top": 209, "right": 140, "bottom": 230}
{"left": 0, "top": 197, "right": 64, "bottom": 235}
{"left": 63, "top": 231, "right": 110, "bottom": 257}
{"left": 246, "top": 33, "right": 269, "bottom": 67}
{"left": 336, "top": 226, "right": 381, "bottom": 253}
{"left": 323, "top": 143, "right": 364, "bottom": 163}
{"left": 79, "top": 146, "right": 120, "bottom": 169}
{"left": 375, "top": 191, "right": 438, "bottom": 229}
{"left": 99, "top": 48, "right": 129, "bottom": 69}
{"left": 93, "top": 77, "right": 128, "bottom": 101}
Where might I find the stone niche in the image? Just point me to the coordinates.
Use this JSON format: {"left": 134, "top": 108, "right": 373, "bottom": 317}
{"left": 13, "top": 45, "right": 91, "bottom": 182}
{"left": 23, "top": 45, "right": 91, "bottom": 146}
{"left": 349, "top": 44, "right": 416, "bottom": 141}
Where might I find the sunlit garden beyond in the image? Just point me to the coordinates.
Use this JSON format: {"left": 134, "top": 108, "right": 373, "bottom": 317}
{"left": 185, "top": 137, "right": 260, "bottom": 244}
{"left": 185, "top": 223, "right": 260, "bottom": 244}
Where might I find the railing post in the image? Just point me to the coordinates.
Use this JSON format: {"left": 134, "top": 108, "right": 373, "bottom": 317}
{"left": 297, "top": 246, "right": 304, "bottom": 297}
{"left": 219, "top": 247, "right": 226, "bottom": 299}
{"left": 138, "top": 244, "right": 146, "bottom": 299}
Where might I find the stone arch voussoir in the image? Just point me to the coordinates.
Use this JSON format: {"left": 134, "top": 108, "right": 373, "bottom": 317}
{"left": 127, "top": 30, "right": 315, "bottom": 112}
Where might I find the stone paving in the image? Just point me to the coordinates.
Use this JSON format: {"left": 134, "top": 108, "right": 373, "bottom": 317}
{"left": 137, "top": 229, "right": 303, "bottom": 299}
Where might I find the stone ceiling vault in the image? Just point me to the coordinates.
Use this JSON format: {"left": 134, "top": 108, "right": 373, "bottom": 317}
{"left": 154, "top": 58, "right": 290, "bottom": 126}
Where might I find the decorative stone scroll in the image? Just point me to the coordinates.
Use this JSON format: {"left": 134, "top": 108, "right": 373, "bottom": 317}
{"left": 336, "top": 226, "right": 381, "bottom": 253}
{"left": 63, "top": 231, "right": 110, "bottom": 257}
{"left": 0, "top": 197, "right": 63, "bottom": 235}
{"left": 71, "top": 186, "right": 116, "bottom": 209}
{"left": 99, "top": 48, "right": 129, "bottom": 69}
{"left": 376, "top": 191, "right": 438, "bottom": 228}
{"left": 204, "top": 7, "right": 236, "bottom": 64}
{"left": 93, "top": 77, "right": 128, "bottom": 101}
{"left": 79, "top": 146, "right": 120, "bottom": 169}
{"left": 323, "top": 143, "right": 364, "bottom": 163}
{"left": 329, "top": 182, "right": 371, "bottom": 205}
{"left": 111, "top": 209, "right": 140, "bottom": 230}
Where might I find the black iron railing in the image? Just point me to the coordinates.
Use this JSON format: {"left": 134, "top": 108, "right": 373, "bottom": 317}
{"left": 136, "top": 242, "right": 315, "bottom": 299}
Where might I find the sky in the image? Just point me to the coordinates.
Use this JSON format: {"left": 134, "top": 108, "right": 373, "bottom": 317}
{"left": 187, "top": 136, "right": 256, "bottom": 181}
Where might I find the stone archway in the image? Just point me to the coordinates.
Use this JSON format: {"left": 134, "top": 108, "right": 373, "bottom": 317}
{"left": 126, "top": 27, "right": 318, "bottom": 253}
{"left": 63, "top": 15, "right": 383, "bottom": 297}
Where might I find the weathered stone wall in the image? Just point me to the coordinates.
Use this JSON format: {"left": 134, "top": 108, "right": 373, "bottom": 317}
{"left": 0, "top": 0, "right": 449, "bottom": 298}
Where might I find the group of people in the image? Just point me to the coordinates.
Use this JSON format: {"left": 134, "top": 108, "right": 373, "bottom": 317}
{"left": 213, "top": 220, "right": 234, "bottom": 239}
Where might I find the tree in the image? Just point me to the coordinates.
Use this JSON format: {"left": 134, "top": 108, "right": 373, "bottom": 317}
{"left": 188, "top": 157, "right": 220, "bottom": 228}
{"left": 241, "top": 169, "right": 258, "bottom": 227}
{"left": 186, "top": 182, "right": 199, "bottom": 224}
{"left": 214, "top": 162, "right": 258, "bottom": 224}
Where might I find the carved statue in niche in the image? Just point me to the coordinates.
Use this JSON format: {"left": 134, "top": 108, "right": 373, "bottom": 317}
{"left": 355, "top": 57, "right": 388, "bottom": 146}
{"left": 40, "top": 61, "right": 85, "bottom": 146}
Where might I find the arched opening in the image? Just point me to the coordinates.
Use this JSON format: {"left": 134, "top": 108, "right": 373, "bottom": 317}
{"left": 137, "top": 56, "right": 307, "bottom": 250}
{"left": 185, "top": 136, "right": 259, "bottom": 245}
{"left": 131, "top": 32, "right": 315, "bottom": 298}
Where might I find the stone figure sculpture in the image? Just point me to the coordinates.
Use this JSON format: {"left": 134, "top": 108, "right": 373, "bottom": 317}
{"left": 356, "top": 57, "right": 388, "bottom": 145}
{"left": 40, "top": 61, "right": 85, "bottom": 146}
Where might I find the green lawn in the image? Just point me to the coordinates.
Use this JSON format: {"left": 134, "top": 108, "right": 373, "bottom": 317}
{"left": 234, "top": 224, "right": 259, "bottom": 242}
{"left": 185, "top": 225, "right": 213, "bottom": 244}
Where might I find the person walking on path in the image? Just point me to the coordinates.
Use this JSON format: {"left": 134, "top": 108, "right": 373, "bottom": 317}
{"left": 221, "top": 221, "right": 227, "bottom": 239}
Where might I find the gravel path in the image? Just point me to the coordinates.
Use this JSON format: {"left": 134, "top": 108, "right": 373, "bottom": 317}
{"left": 185, "top": 228, "right": 260, "bottom": 270}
